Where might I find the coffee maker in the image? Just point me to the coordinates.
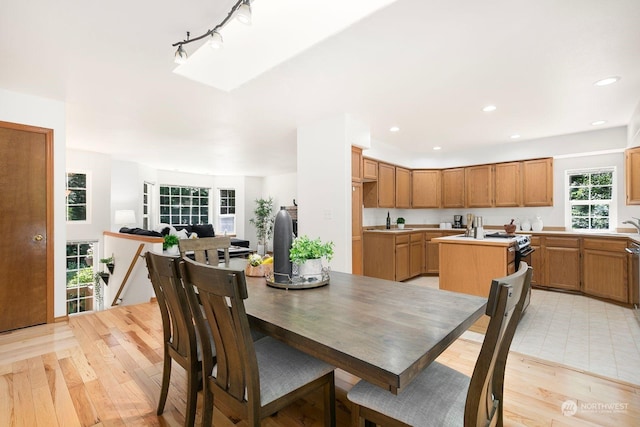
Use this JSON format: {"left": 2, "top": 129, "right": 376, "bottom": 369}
{"left": 453, "top": 215, "right": 463, "bottom": 228}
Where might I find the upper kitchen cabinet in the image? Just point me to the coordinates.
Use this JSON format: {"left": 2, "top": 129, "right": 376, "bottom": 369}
{"left": 494, "top": 162, "right": 522, "bottom": 207}
{"left": 442, "top": 168, "right": 465, "bottom": 208}
{"left": 412, "top": 170, "right": 441, "bottom": 208}
{"left": 522, "top": 158, "right": 553, "bottom": 206}
{"left": 626, "top": 146, "right": 640, "bottom": 205}
{"left": 363, "top": 157, "right": 378, "bottom": 181}
{"left": 378, "top": 162, "right": 396, "bottom": 208}
{"left": 395, "top": 167, "right": 411, "bottom": 208}
{"left": 465, "top": 164, "right": 494, "bottom": 208}
{"left": 351, "top": 146, "right": 362, "bottom": 181}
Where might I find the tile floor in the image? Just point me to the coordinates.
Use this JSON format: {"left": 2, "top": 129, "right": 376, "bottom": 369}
{"left": 407, "top": 276, "right": 640, "bottom": 385}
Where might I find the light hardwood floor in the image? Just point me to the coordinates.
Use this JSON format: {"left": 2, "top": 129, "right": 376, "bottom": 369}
{"left": 0, "top": 302, "right": 638, "bottom": 426}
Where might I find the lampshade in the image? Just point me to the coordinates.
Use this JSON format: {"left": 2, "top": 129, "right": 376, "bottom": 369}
{"left": 208, "top": 29, "right": 223, "bottom": 49}
{"left": 236, "top": 0, "right": 252, "bottom": 25}
{"left": 114, "top": 210, "right": 136, "bottom": 225}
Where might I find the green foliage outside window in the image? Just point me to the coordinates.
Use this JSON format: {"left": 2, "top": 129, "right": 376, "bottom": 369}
{"left": 568, "top": 170, "right": 613, "bottom": 231}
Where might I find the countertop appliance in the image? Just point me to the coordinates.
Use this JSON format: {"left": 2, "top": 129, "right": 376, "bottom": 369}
{"left": 626, "top": 242, "right": 639, "bottom": 308}
{"left": 453, "top": 215, "right": 463, "bottom": 228}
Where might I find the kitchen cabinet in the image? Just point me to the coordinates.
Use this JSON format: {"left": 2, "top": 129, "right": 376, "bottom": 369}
{"left": 494, "top": 162, "right": 521, "bottom": 207}
{"left": 522, "top": 158, "right": 553, "bottom": 206}
{"left": 395, "top": 234, "right": 411, "bottom": 281}
{"left": 465, "top": 164, "right": 494, "bottom": 207}
{"left": 412, "top": 170, "right": 441, "bottom": 208}
{"left": 626, "top": 146, "right": 640, "bottom": 205}
{"left": 410, "top": 232, "right": 424, "bottom": 277}
{"left": 583, "top": 238, "right": 628, "bottom": 303}
{"left": 351, "top": 146, "right": 362, "bottom": 181}
{"left": 363, "top": 158, "right": 378, "bottom": 181}
{"left": 395, "top": 167, "right": 412, "bottom": 208}
{"left": 378, "top": 162, "right": 396, "bottom": 208}
{"left": 543, "top": 237, "right": 581, "bottom": 291}
{"left": 352, "top": 181, "right": 363, "bottom": 275}
{"left": 363, "top": 231, "right": 425, "bottom": 281}
{"left": 442, "top": 168, "right": 465, "bottom": 208}
{"left": 529, "top": 236, "right": 543, "bottom": 286}
{"left": 424, "top": 231, "right": 443, "bottom": 274}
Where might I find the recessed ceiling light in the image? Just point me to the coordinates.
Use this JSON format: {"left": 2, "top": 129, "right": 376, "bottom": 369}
{"left": 433, "top": 146, "right": 442, "bottom": 151}
{"left": 510, "top": 134, "right": 521, "bottom": 139}
{"left": 482, "top": 105, "right": 497, "bottom": 112}
{"left": 591, "top": 120, "right": 607, "bottom": 126}
{"left": 389, "top": 126, "right": 400, "bottom": 132}
{"left": 594, "top": 76, "right": 620, "bottom": 86}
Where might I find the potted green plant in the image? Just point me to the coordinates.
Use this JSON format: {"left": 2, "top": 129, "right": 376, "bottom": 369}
{"left": 396, "top": 217, "right": 406, "bottom": 229}
{"left": 100, "top": 256, "right": 115, "bottom": 274}
{"left": 289, "top": 235, "right": 334, "bottom": 280}
{"left": 249, "top": 197, "right": 275, "bottom": 255}
{"left": 163, "top": 234, "right": 180, "bottom": 255}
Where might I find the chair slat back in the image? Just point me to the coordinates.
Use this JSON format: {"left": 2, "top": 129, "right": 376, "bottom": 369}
{"left": 179, "top": 256, "right": 259, "bottom": 408}
{"left": 178, "top": 236, "right": 231, "bottom": 266}
{"left": 145, "top": 252, "right": 198, "bottom": 362}
{"left": 465, "top": 262, "right": 531, "bottom": 426}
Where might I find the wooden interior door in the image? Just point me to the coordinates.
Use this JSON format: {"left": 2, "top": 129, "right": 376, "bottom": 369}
{"left": 0, "top": 121, "right": 54, "bottom": 332}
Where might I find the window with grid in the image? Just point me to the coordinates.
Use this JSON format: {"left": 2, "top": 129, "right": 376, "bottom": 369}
{"left": 66, "top": 241, "right": 96, "bottom": 315}
{"left": 219, "top": 189, "right": 236, "bottom": 234}
{"left": 143, "top": 181, "right": 154, "bottom": 230}
{"left": 66, "top": 172, "right": 89, "bottom": 222}
{"left": 568, "top": 168, "right": 615, "bottom": 231}
{"left": 159, "top": 185, "right": 210, "bottom": 225}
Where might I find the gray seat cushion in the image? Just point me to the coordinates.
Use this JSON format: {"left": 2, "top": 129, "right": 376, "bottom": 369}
{"left": 255, "top": 337, "right": 334, "bottom": 406}
{"left": 348, "top": 361, "right": 469, "bottom": 426}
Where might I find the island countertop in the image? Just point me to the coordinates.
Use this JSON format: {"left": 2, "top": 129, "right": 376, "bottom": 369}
{"left": 432, "top": 234, "right": 520, "bottom": 247}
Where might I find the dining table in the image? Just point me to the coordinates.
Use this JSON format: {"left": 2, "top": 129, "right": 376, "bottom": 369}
{"left": 233, "top": 263, "right": 487, "bottom": 395}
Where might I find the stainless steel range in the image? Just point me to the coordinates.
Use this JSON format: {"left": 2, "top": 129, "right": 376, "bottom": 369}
{"left": 485, "top": 232, "right": 534, "bottom": 313}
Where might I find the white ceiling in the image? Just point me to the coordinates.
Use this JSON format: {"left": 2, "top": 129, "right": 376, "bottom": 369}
{"left": 1, "top": 0, "right": 639, "bottom": 177}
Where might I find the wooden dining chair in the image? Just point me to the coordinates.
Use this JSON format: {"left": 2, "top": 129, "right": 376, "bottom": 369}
{"left": 145, "top": 251, "right": 216, "bottom": 427}
{"left": 178, "top": 236, "right": 231, "bottom": 266}
{"left": 347, "top": 262, "right": 532, "bottom": 427}
{"left": 179, "top": 256, "right": 336, "bottom": 427}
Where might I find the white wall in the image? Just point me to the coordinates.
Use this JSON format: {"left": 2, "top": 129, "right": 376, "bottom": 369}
{"left": 111, "top": 160, "right": 140, "bottom": 231}
{"left": 0, "top": 89, "right": 67, "bottom": 318}
{"left": 297, "top": 115, "right": 351, "bottom": 273}
{"left": 629, "top": 100, "right": 640, "bottom": 148}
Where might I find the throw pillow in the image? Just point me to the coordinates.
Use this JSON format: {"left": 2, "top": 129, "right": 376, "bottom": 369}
{"left": 192, "top": 224, "right": 215, "bottom": 237}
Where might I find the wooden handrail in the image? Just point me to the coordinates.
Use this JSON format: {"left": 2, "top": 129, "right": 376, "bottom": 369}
{"left": 111, "top": 243, "right": 145, "bottom": 306}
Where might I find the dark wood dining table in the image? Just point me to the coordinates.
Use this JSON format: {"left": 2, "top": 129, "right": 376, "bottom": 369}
{"left": 239, "top": 267, "right": 487, "bottom": 394}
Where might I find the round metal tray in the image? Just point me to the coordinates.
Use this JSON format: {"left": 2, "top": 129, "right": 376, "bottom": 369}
{"left": 265, "top": 274, "right": 329, "bottom": 290}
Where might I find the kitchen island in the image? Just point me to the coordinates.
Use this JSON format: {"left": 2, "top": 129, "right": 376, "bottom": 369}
{"left": 432, "top": 234, "right": 518, "bottom": 298}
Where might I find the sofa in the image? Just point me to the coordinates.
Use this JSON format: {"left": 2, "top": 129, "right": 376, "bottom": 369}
{"left": 118, "top": 224, "right": 250, "bottom": 249}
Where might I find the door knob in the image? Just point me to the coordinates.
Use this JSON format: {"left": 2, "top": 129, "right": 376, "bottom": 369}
{"left": 33, "top": 234, "right": 44, "bottom": 242}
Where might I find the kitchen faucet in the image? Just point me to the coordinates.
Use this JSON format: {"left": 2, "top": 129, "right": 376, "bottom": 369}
{"left": 622, "top": 217, "right": 640, "bottom": 233}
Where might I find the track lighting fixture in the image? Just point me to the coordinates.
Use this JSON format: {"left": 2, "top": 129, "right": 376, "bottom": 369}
{"left": 171, "top": 0, "right": 252, "bottom": 63}
{"left": 236, "top": 0, "right": 252, "bottom": 25}
{"left": 208, "top": 29, "right": 223, "bottom": 49}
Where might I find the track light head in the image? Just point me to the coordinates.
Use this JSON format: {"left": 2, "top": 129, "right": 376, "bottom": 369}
{"left": 208, "top": 29, "right": 223, "bottom": 49}
{"left": 236, "top": 0, "right": 252, "bottom": 25}
{"left": 174, "top": 45, "right": 188, "bottom": 64}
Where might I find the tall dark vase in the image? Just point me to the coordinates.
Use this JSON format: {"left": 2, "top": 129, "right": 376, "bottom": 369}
{"left": 273, "top": 207, "right": 293, "bottom": 283}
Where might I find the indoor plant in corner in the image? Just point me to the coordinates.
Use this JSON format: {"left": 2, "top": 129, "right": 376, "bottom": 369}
{"left": 289, "top": 235, "right": 334, "bottom": 281}
{"left": 163, "top": 234, "right": 180, "bottom": 255}
{"left": 249, "top": 197, "right": 275, "bottom": 256}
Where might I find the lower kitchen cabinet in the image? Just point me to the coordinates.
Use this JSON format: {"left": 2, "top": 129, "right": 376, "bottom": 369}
{"left": 529, "top": 236, "right": 543, "bottom": 286}
{"left": 582, "top": 238, "right": 628, "bottom": 303}
{"left": 424, "top": 232, "right": 443, "bottom": 274}
{"left": 363, "top": 231, "right": 425, "bottom": 281}
{"left": 545, "top": 248, "right": 581, "bottom": 291}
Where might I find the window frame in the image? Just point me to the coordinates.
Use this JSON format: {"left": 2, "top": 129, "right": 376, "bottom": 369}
{"left": 218, "top": 188, "right": 236, "bottom": 235}
{"left": 143, "top": 181, "right": 155, "bottom": 230}
{"left": 66, "top": 170, "right": 91, "bottom": 223}
{"left": 565, "top": 167, "right": 617, "bottom": 232}
{"left": 158, "top": 184, "right": 211, "bottom": 226}
{"left": 66, "top": 240, "right": 97, "bottom": 315}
